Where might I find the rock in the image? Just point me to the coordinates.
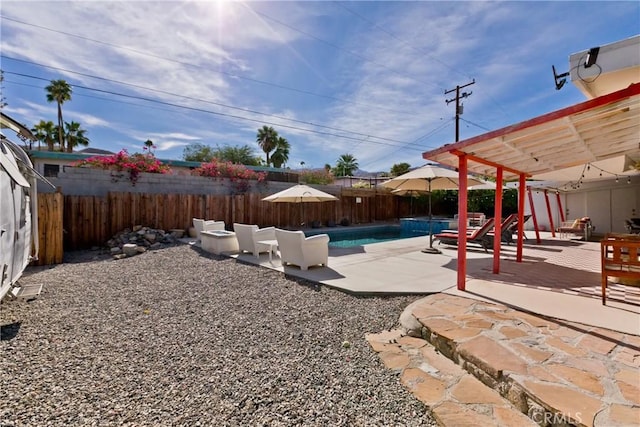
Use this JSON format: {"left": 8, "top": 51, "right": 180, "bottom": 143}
{"left": 123, "top": 244, "right": 138, "bottom": 256}
{"left": 169, "top": 229, "right": 185, "bottom": 238}
{"left": 111, "top": 247, "right": 122, "bottom": 254}
{"left": 144, "top": 233, "right": 156, "bottom": 243}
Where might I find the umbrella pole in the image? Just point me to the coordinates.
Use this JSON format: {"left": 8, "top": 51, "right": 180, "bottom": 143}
{"left": 422, "top": 179, "right": 442, "bottom": 254}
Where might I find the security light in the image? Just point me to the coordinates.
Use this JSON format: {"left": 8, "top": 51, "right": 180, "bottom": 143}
{"left": 584, "top": 47, "right": 600, "bottom": 68}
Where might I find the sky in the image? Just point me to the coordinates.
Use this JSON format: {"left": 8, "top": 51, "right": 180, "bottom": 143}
{"left": 1, "top": 1, "right": 639, "bottom": 173}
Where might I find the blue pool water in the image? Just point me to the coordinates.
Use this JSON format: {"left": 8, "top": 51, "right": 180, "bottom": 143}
{"left": 308, "top": 225, "right": 429, "bottom": 248}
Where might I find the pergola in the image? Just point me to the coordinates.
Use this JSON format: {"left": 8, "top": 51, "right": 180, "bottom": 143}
{"left": 422, "top": 82, "right": 640, "bottom": 290}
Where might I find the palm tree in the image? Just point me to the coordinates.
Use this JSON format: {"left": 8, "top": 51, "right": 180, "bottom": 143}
{"left": 256, "top": 125, "right": 278, "bottom": 167}
{"left": 0, "top": 70, "right": 7, "bottom": 110}
{"left": 335, "top": 153, "right": 359, "bottom": 177}
{"left": 271, "top": 136, "right": 290, "bottom": 168}
{"left": 64, "top": 121, "right": 89, "bottom": 152}
{"left": 32, "top": 120, "right": 57, "bottom": 151}
{"left": 45, "top": 79, "right": 72, "bottom": 152}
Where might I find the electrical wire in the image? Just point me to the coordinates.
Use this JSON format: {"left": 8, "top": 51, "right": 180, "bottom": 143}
{"left": 5, "top": 71, "right": 428, "bottom": 151}
{"left": 3, "top": 58, "right": 420, "bottom": 147}
{"left": 0, "top": 14, "right": 420, "bottom": 117}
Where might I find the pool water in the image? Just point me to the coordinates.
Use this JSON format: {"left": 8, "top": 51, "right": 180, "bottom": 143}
{"left": 309, "top": 226, "right": 428, "bottom": 248}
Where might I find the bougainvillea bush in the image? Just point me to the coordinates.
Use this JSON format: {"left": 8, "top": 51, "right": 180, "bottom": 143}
{"left": 193, "top": 159, "right": 266, "bottom": 194}
{"left": 72, "top": 149, "right": 171, "bottom": 185}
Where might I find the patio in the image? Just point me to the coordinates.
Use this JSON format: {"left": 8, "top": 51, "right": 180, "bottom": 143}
{"left": 230, "top": 230, "right": 640, "bottom": 335}
{"left": 227, "top": 230, "right": 639, "bottom": 425}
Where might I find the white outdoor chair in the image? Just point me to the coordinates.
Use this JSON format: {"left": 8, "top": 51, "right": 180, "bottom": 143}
{"left": 275, "top": 228, "right": 329, "bottom": 270}
{"left": 193, "top": 218, "right": 225, "bottom": 242}
{"left": 233, "top": 223, "right": 277, "bottom": 258}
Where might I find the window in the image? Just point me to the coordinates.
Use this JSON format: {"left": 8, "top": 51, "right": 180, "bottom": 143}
{"left": 43, "top": 164, "right": 60, "bottom": 178}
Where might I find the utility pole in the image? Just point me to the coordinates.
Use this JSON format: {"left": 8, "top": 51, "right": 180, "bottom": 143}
{"left": 445, "top": 80, "right": 475, "bottom": 142}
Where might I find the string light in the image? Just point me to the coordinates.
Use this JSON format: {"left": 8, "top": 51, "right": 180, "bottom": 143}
{"left": 568, "top": 162, "right": 631, "bottom": 188}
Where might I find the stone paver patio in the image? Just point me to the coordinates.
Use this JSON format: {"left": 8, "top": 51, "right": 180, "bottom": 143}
{"left": 367, "top": 293, "right": 639, "bottom": 427}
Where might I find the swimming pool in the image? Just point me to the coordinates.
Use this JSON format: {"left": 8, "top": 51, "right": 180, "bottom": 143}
{"left": 308, "top": 225, "right": 428, "bottom": 248}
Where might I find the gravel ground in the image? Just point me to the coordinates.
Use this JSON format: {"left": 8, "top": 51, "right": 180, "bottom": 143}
{"left": 1, "top": 243, "right": 436, "bottom": 426}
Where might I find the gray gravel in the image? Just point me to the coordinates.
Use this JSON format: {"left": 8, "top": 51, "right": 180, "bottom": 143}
{"left": 1, "top": 244, "right": 436, "bottom": 426}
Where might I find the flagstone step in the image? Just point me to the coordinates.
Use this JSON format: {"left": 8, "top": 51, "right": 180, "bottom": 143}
{"left": 367, "top": 294, "right": 640, "bottom": 427}
{"left": 366, "top": 330, "right": 536, "bottom": 426}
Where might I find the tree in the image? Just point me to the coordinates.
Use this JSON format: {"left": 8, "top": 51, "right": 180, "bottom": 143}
{"left": 0, "top": 70, "right": 7, "bottom": 110}
{"left": 45, "top": 79, "right": 72, "bottom": 152}
{"left": 271, "top": 136, "right": 290, "bottom": 168}
{"left": 183, "top": 143, "right": 261, "bottom": 165}
{"left": 256, "top": 125, "right": 278, "bottom": 166}
{"left": 32, "top": 120, "right": 57, "bottom": 151}
{"left": 183, "top": 143, "right": 215, "bottom": 162}
{"left": 390, "top": 162, "right": 411, "bottom": 177}
{"left": 299, "top": 168, "right": 333, "bottom": 185}
{"left": 213, "top": 145, "right": 262, "bottom": 166}
{"left": 64, "top": 121, "right": 90, "bottom": 152}
{"left": 333, "top": 153, "right": 359, "bottom": 177}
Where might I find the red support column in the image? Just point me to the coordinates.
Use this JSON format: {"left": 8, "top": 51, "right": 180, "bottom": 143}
{"left": 544, "top": 190, "right": 556, "bottom": 237}
{"left": 556, "top": 191, "right": 565, "bottom": 223}
{"left": 457, "top": 155, "right": 469, "bottom": 291}
{"left": 493, "top": 168, "right": 503, "bottom": 274}
{"left": 527, "top": 187, "right": 542, "bottom": 244}
{"left": 517, "top": 174, "right": 526, "bottom": 262}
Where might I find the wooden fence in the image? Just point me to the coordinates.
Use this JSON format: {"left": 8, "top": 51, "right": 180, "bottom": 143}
{"left": 37, "top": 188, "right": 429, "bottom": 262}
{"left": 35, "top": 192, "right": 64, "bottom": 266}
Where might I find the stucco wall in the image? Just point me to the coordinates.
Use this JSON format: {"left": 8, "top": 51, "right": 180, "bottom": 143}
{"left": 37, "top": 167, "right": 341, "bottom": 197}
{"left": 527, "top": 179, "right": 639, "bottom": 234}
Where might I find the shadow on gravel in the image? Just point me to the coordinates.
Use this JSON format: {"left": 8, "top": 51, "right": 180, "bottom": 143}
{"left": 1, "top": 322, "right": 22, "bottom": 341}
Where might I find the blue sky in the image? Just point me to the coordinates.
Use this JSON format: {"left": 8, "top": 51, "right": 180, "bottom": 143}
{"left": 1, "top": 1, "right": 638, "bottom": 173}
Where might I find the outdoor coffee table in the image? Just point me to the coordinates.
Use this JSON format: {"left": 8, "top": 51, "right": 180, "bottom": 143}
{"left": 257, "top": 239, "right": 279, "bottom": 263}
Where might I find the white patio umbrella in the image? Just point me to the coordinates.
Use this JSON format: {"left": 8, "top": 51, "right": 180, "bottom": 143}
{"left": 382, "top": 164, "right": 483, "bottom": 253}
{"left": 262, "top": 184, "right": 338, "bottom": 226}
{"left": 391, "top": 188, "right": 429, "bottom": 216}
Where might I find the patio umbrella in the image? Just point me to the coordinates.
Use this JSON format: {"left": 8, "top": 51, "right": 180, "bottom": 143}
{"left": 262, "top": 184, "right": 338, "bottom": 226}
{"left": 382, "top": 164, "right": 483, "bottom": 254}
{"left": 391, "top": 188, "right": 429, "bottom": 216}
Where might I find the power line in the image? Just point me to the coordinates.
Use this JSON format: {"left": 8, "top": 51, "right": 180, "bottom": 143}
{"left": 359, "top": 118, "right": 454, "bottom": 169}
{"left": 459, "top": 117, "right": 491, "bottom": 132}
{"left": 2, "top": 60, "right": 425, "bottom": 147}
{"left": 5, "top": 71, "right": 428, "bottom": 151}
{"left": 250, "top": 8, "right": 435, "bottom": 89}
{"left": 0, "top": 14, "right": 420, "bottom": 117}
{"left": 333, "top": 2, "right": 473, "bottom": 83}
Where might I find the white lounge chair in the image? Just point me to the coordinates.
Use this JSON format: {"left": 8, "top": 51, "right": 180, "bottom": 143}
{"left": 233, "top": 223, "right": 277, "bottom": 258}
{"left": 275, "top": 228, "right": 329, "bottom": 270}
{"left": 193, "top": 218, "right": 225, "bottom": 242}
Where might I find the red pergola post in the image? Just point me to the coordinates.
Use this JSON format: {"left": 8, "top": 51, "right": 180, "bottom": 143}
{"left": 556, "top": 191, "right": 565, "bottom": 223}
{"left": 527, "top": 187, "right": 542, "bottom": 244}
{"left": 517, "top": 174, "right": 526, "bottom": 262}
{"left": 457, "top": 154, "right": 469, "bottom": 290}
{"left": 493, "top": 167, "right": 503, "bottom": 274}
{"left": 544, "top": 190, "right": 556, "bottom": 237}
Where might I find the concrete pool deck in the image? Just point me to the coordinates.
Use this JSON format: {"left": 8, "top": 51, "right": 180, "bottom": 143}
{"left": 224, "top": 231, "right": 639, "bottom": 336}
{"left": 192, "top": 229, "right": 639, "bottom": 425}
